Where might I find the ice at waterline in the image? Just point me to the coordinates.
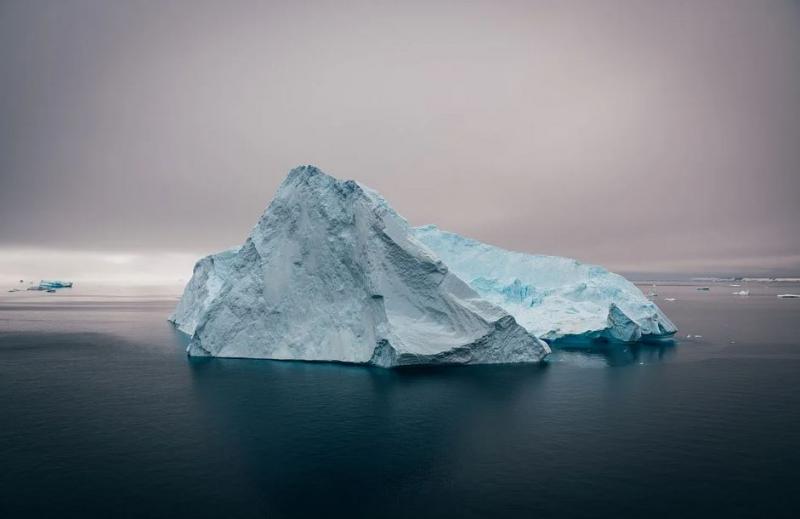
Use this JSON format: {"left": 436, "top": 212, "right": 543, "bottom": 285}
{"left": 170, "top": 166, "right": 676, "bottom": 367}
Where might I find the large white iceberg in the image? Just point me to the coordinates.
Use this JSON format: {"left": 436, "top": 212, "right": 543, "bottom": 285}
{"left": 170, "top": 166, "right": 550, "bottom": 367}
{"left": 413, "top": 225, "right": 677, "bottom": 342}
{"left": 171, "top": 166, "right": 676, "bottom": 367}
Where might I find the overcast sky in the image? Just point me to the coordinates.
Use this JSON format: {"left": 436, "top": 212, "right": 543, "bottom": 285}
{"left": 1, "top": 0, "right": 799, "bottom": 282}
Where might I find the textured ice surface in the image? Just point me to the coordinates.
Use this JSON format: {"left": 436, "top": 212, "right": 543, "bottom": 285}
{"left": 170, "top": 166, "right": 549, "bottom": 367}
{"left": 413, "top": 226, "right": 677, "bottom": 342}
{"left": 169, "top": 248, "right": 239, "bottom": 335}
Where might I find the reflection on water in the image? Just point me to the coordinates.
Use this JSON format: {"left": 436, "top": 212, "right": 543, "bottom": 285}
{"left": 548, "top": 338, "right": 678, "bottom": 367}
{"left": 1, "top": 282, "right": 800, "bottom": 517}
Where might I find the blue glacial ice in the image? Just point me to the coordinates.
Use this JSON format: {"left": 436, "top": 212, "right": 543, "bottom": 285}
{"left": 25, "top": 280, "right": 74, "bottom": 291}
{"left": 171, "top": 166, "right": 675, "bottom": 367}
{"left": 170, "top": 166, "right": 550, "bottom": 367}
{"left": 170, "top": 247, "right": 239, "bottom": 336}
{"left": 39, "top": 280, "right": 73, "bottom": 289}
{"left": 413, "top": 225, "right": 677, "bottom": 343}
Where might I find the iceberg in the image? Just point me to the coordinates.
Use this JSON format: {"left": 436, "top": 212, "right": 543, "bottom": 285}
{"left": 170, "top": 166, "right": 550, "bottom": 367}
{"left": 413, "top": 225, "right": 677, "bottom": 343}
{"left": 39, "top": 280, "right": 73, "bottom": 289}
{"left": 26, "top": 280, "right": 74, "bottom": 291}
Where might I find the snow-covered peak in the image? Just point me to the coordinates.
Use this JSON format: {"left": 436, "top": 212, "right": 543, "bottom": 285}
{"left": 267, "top": 165, "right": 408, "bottom": 229}
{"left": 281, "top": 164, "right": 363, "bottom": 196}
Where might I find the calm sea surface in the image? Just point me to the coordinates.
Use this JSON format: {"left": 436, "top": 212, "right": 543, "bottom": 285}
{"left": 1, "top": 282, "right": 799, "bottom": 518}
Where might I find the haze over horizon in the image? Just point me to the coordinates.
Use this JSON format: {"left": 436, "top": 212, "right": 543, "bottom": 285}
{"left": 2, "top": 0, "right": 799, "bottom": 283}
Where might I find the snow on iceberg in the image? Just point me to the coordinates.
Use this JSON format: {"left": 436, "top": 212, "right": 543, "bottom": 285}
{"left": 413, "top": 225, "right": 677, "bottom": 343}
{"left": 170, "top": 166, "right": 550, "bottom": 367}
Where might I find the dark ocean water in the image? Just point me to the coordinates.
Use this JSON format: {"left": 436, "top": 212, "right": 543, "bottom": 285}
{"left": 1, "top": 282, "right": 799, "bottom": 518}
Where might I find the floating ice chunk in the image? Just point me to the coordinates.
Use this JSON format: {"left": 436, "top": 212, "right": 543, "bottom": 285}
{"left": 172, "top": 166, "right": 678, "bottom": 364}
{"left": 171, "top": 166, "right": 549, "bottom": 367}
{"left": 664, "top": 298, "right": 676, "bottom": 302}
{"left": 22, "top": 280, "right": 74, "bottom": 292}
{"left": 777, "top": 294, "right": 800, "bottom": 299}
{"left": 732, "top": 290, "right": 750, "bottom": 296}
{"left": 696, "top": 287, "right": 710, "bottom": 291}
{"left": 39, "top": 280, "right": 73, "bottom": 289}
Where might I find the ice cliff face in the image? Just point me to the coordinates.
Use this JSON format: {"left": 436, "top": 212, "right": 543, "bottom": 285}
{"left": 413, "top": 225, "right": 677, "bottom": 342}
{"left": 170, "top": 166, "right": 550, "bottom": 367}
{"left": 170, "top": 247, "right": 239, "bottom": 336}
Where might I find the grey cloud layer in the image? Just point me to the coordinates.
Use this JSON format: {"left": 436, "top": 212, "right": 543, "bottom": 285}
{"left": 1, "top": 0, "right": 798, "bottom": 274}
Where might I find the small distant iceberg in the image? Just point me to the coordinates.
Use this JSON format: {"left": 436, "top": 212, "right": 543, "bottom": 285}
{"left": 777, "top": 294, "right": 800, "bottom": 299}
{"left": 39, "top": 280, "right": 73, "bottom": 289}
{"left": 696, "top": 287, "right": 710, "bottom": 291}
{"left": 732, "top": 290, "right": 750, "bottom": 296}
{"left": 24, "top": 280, "right": 74, "bottom": 291}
